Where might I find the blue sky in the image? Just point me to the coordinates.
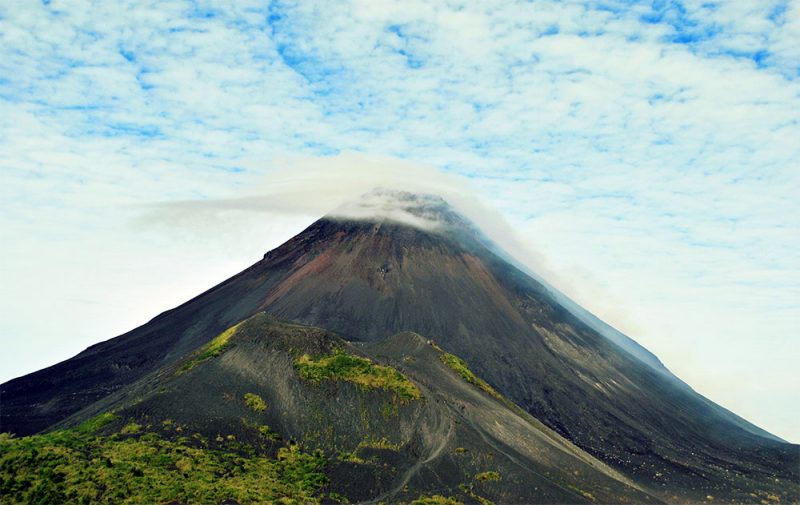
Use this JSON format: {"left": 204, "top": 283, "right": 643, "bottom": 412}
{"left": 1, "top": 0, "right": 798, "bottom": 441}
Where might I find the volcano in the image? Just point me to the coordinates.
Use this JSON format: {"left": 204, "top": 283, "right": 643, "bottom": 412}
{"left": 2, "top": 190, "right": 797, "bottom": 504}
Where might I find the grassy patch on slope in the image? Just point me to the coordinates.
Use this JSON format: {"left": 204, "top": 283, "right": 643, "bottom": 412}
{"left": 75, "top": 412, "right": 119, "bottom": 434}
{"left": 440, "top": 353, "right": 503, "bottom": 401}
{"left": 411, "top": 495, "right": 464, "bottom": 505}
{"left": 0, "top": 414, "right": 326, "bottom": 505}
{"left": 177, "top": 322, "right": 243, "bottom": 375}
{"left": 244, "top": 393, "right": 267, "bottom": 413}
{"left": 295, "top": 349, "right": 420, "bottom": 401}
{"left": 475, "top": 471, "right": 501, "bottom": 482}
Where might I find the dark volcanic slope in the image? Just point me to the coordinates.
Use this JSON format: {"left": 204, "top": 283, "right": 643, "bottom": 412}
{"left": 50, "top": 313, "right": 662, "bottom": 504}
{"left": 2, "top": 192, "right": 798, "bottom": 503}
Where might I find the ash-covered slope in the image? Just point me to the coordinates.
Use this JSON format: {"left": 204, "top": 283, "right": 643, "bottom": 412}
{"left": 45, "top": 313, "right": 662, "bottom": 504}
{"left": 2, "top": 190, "right": 797, "bottom": 503}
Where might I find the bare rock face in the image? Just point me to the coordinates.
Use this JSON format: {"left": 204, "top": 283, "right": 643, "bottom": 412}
{"left": 2, "top": 191, "right": 798, "bottom": 503}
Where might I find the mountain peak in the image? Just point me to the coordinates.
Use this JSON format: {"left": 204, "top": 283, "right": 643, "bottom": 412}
{"left": 326, "top": 187, "right": 474, "bottom": 232}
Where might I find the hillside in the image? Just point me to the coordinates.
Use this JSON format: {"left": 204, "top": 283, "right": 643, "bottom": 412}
{"left": 2, "top": 191, "right": 797, "bottom": 503}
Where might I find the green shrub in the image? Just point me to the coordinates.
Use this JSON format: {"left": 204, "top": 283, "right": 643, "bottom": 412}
{"left": 258, "top": 425, "right": 280, "bottom": 441}
{"left": 295, "top": 349, "right": 420, "bottom": 401}
{"left": 475, "top": 471, "right": 501, "bottom": 482}
{"left": 337, "top": 451, "right": 366, "bottom": 464}
{"left": 440, "top": 353, "right": 502, "bottom": 401}
{"left": 0, "top": 415, "right": 327, "bottom": 504}
{"left": 357, "top": 437, "right": 401, "bottom": 451}
{"left": 75, "top": 412, "right": 119, "bottom": 434}
{"left": 411, "top": 495, "right": 464, "bottom": 505}
{"left": 328, "top": 491, "right": 351, "bottom": 503}
{"left": 120, "top": 422, "right": 141, "bottom": 435}
{"left": 177, "top": 322, "right": 243, "bottom": 375}
{"left": 277, "top": 444, "right": 328, "bottom": 494}
{"left": 244, "top": 393, "right": 267, "bottom": 413}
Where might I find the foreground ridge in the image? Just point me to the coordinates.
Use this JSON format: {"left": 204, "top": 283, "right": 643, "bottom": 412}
{"left": 1, "top": 314, "right": 661, "bottom": 504}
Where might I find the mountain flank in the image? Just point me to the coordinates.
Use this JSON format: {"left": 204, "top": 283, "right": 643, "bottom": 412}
{"left": 2, "top": 190, "right": 797, "bottom": 504}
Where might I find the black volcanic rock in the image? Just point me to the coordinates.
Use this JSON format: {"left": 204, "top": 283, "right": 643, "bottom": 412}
{"left": 47, "top": 313, "right": 661, "bottom": 503}
{"left": 2, "top": 191, "right": 798, "bottom": 503}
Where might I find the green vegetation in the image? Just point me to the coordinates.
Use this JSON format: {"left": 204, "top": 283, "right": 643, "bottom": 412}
{"left": 295, "top": 349, "right": 421, "bottom": 401}
{"left": 459, "top": 483, "right": 496, "bottom": 505}
{"left": 120, "top": 422, "right": 141, "bottom": 435}
{"left": 258, "top": 425, "right": 280, "bottom": 441}
{"left": 411, "top": 495, "right": 464, "bottom": 505}
{"left": 440, "top": 353, "right": 503, "bottom": 401}
{"left": 240, "top": 417, "right": 281, "bottom": 442}
{"left": 357, "top": 437, "right": 401, "bottom": 451}
{"left": 337, "top": 451, "right": 367, "bottom": 464}
{"left": 327, "top": 491, "right": 351, "bottom": 503}
{"left": 475, "top": 471, "right": 501, "bottom": 482}
{"left": 177, "top": 322, "right": 243, "bottom": 375}
{"left": 335, "top": 437, "right": 400, "bottom": 465}
{"left": 0, "top": 415, "right": 327, "bottom": 504}
{"left": 75, "top": 412, "right": 118, "bottom": 434}
{"left": 276, "top": 444, "right": 328, "bottom": 494}
{"left": 244, "top": 393, "right": 267, "bottom": 413}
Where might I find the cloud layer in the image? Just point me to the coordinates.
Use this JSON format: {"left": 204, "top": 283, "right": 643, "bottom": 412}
{"left": 1, "top": 1, "right": 798, "bottom": 440}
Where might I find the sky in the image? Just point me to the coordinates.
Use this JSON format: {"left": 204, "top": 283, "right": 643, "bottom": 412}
{"left": 1, "top": 0, "right": 798, "bottom": 441}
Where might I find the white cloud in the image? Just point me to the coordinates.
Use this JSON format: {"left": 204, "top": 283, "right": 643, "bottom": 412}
{"left": 1, "top": 0, "right": 798, "bottom": 441}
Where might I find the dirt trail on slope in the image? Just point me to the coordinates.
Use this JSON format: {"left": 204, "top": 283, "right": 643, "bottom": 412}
{"left": 366, "top": 390, "right": 455, "bottom": 504}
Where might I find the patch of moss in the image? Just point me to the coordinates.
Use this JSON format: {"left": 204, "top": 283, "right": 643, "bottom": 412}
{"left": 177, "top": 322, "right": 243, "bottom": 375}
{"left": 277, "top": 444, "right": 328, "bottom": 494}
{"left": 192, "top": 433, "right": 209, "bottom": 447}
{"left": 295, "top": 349, "right": 421, "bottom": 401}
{"left": 337, "top": 451, "right": 366, "bottom": 464}
{"left": 440, "top": 353, "right": 503, "bottom": 401}
{"left": 328, "top": 491, "right": 351, "bottom": 504}
{"left": 475, "top": 471, "right": 501, "bottom": 482}
{"left": 258, "top": 425, "right": 280, "bottom": 441}
{"left": 459, "top": 483, "right": 495, "bottom": 505}
{"left": 120, "top": 422, "right": 142, "bottom": 435}
{"left": 411, "top": 495, "right": 464, "bottom": 505}
{"left": 0, "top": 417, "right": 327, "bottom": 504}
{"left": 244, "top": 393, "right": 267, "bottom": 413}
{"left": 358, "top": 437, "right": 401, "bottom": 451}
{"left": 75, "top": 412, "right": 119, "bottom": 434}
